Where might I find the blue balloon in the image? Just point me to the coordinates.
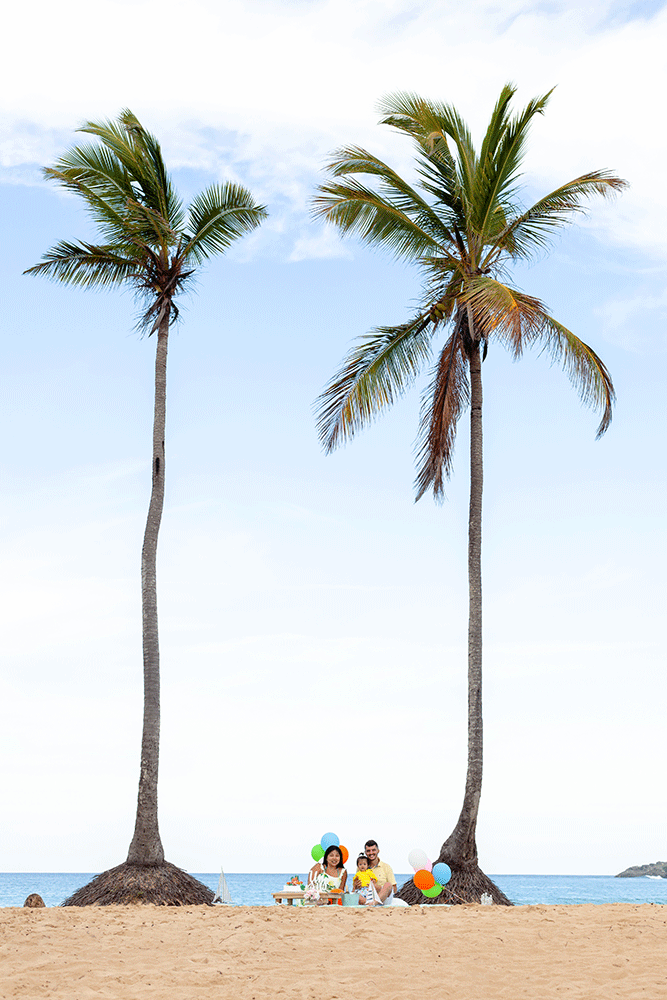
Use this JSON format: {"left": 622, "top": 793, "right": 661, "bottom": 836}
{"left": 320, "top": 831, "right": 340, "bottom": 851}
{"left": 432, "top": 863, "right": 452, "bottom": 886}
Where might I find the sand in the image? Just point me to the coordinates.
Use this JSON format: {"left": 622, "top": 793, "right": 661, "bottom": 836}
{"left": 1, "top": 903, "right": 665, "bottom": 999}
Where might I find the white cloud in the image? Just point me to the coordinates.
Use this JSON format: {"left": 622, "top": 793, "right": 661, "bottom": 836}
{"left": 289, "top": 225, "right": 353, "bottom": 262}
{"left": 594, "top": 286, "right": 667, "bottom": 352}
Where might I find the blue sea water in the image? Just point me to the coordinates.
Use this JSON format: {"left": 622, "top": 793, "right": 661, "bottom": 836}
{"left": 1, "top": 872, "right": 666, "bottom": 908}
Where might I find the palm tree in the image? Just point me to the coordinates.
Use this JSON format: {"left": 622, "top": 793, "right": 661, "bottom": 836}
{"left": 314, "top": 85, "right": 626, "bottom": 905}
{"left": 26, "top": 110, "right": 267, "bottom": 905}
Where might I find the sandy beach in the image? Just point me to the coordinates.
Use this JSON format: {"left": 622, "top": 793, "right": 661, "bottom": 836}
{"left": 1, "top": 903, "right": 665, "bottom": 999}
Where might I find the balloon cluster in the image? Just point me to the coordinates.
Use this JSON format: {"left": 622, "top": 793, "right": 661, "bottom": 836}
{"left": 408, "top": 848, "right": 451, "bottom": 898}
{"left": 311, "top": 832, "right": 349, "bottom": 865}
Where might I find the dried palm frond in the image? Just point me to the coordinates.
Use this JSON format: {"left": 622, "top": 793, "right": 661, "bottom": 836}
{"left": 61, "top": 862, "right": 214, "bottom": 907}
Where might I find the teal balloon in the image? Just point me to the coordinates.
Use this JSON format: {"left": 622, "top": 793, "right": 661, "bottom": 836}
{"left": 432, "top": 863, "right": 452, "bottom": 886}
{"left": 422, "top": 884, "right": 443, "bottom": 898}
{"left": 311, "top": 844, "right": 325, "bottom": 861}
{"left": 320, "top": 832, "right": 340, "bottom": 850}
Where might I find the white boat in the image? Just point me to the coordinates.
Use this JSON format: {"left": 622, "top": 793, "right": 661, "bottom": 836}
{"left": 645, "top": 875, "right": 664, "bottom": 880}
{"left": 212, "top": 867, "right": 233, "bottom": 904}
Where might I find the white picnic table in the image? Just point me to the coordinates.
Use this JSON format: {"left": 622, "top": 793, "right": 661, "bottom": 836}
{"left": 271, "top": 890, "right": 343, "bottom": 905}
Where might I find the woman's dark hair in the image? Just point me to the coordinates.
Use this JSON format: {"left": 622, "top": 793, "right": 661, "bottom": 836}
{"left": 323, "top": 844, "right": 344, "bottom": 869}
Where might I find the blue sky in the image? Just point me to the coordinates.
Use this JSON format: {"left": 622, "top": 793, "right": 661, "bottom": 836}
{"left": 1, "top": 0, "right": 665, "bottom": 877}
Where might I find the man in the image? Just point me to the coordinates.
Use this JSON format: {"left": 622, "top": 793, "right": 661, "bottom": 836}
{"left": 364, "top": 840, "right": 397, "bottom": 905}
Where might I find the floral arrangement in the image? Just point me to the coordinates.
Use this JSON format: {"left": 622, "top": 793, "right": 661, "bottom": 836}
{"left": 285, "top": 875, "right": 305, "bottom": 890}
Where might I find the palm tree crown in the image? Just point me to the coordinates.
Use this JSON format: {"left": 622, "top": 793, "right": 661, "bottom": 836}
{"left": 314, "top": 85, "right": 626, "bottom": 904}
{"left": 315, "top": 85, "right": 625, "bottom": 495}
{"left": 26, "top": 109, "right": 265, "bottom": 325}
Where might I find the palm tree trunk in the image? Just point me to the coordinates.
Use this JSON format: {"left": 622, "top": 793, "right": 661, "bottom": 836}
{"left": 66, "top": 306, "right": 214, "bottom": 903}
{"left": 399, "top": 334, "right": 510, "bottom": 904}
{"left": 439, "top": 335, "right": 483, "bottom": 864}
{"left": 127, "top": 309, "right": 169, "bottom": 866}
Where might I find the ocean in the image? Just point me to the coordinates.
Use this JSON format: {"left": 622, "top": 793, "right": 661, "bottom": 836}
{"left": 1, "top": 872, "right": 666, "bottom": 908}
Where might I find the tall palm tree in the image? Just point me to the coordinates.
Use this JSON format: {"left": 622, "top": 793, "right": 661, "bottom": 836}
{"left": 314, "top": 85, "right": 626, "bottom": 904}
{"left": 26, "top": 110, "right": 267, "bottom": 904}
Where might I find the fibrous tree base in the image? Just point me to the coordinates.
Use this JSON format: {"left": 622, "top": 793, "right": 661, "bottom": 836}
{"left": 62, "top": 861, "right": 214, "bottom": 906}
{"left": 397, "top": 862, "right": 513, "bottom": 906}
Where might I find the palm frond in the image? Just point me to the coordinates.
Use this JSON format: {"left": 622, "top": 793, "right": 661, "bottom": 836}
{"left": 78, "top": 111, "right": 184, "bottom": 229}
{"left": 314, "top": 178, "right": 458, "bottom": 263}
{"left": 182, "top": 183, "right": 267, "bottom": 262}
{"left": 462, "top": 276, "right": 615, "bottom": 435}
{"left": 536, "top": 316, "right": 615, "bottom": 437}
{"left": 462, "top": 276, "right": 547, "bottom": 357}
{"left": 324, "top": 144, "right": 407, "bottom": 180}
{"left": 473, "top": 87, "right": 553, "bottom": 241}
{"left": 43, "top": 159, "right": 139, "bottom": 247}
{"left": 24, "top": 241, "right": 138, "bottom": 288}
{"left": 414, "top": 318, "right": 470, "bottom": 500}
{"left": 44, "top": 152, "right": 174, "bottom": 255}
{"left": 317, "top": 145, "right": 461, "bottom": 252}
{"left": 316, "top": 314, "right": 435, "bottom": 452}
{"left": 124, "top": 196, "right": 180, "bottom": 250}
{"left": 377, "top": 91, "right": 479, "bottom": 227}
{"left": 73, "top": 112, "right": 185, "bottom": 238}
{"left": 324, "top": 145, "right": 457, "bottom": 242}
{"left": 476, "top": 84, "right": 518, "bottom": 174}
{"left": 47, "top": 142, "right": 134, "bottom": 210}
{"left": 414, "top": 152, "right": 463, "bottom": 221}
{"left": 487, "top": 171, "right": 629, "bottom": 263}
{"left": 118, "top": 110, "right": 185, "bottom": 229}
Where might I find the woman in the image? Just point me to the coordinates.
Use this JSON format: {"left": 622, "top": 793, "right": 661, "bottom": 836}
{"left": 309, "top": 845, "right": 347, "bottom": 898}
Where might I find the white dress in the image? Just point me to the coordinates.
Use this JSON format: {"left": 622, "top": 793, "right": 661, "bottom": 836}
{"left": 310, "top": 864, "right": 346, "bottom": 892}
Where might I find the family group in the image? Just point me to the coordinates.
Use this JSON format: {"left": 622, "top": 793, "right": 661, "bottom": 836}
{"left": 309, "top": 839, "right": 397, "bottom": 906}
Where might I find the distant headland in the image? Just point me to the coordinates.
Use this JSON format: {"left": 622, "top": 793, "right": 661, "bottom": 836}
{"left": 615, "top": 861, "right": 667, "bottom": 878}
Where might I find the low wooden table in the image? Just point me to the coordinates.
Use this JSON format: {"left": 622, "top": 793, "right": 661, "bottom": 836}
{"left": 272, "top": 890, "right": 342, "bottom": 905}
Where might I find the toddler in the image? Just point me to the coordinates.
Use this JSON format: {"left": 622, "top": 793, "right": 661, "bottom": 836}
{"left": 352, "top": 854, "right": 378, "bottom": 903}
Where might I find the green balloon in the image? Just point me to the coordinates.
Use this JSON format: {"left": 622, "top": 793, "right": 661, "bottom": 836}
{"left": 422, "top": 884, "right": 443, "bottom": 897}
{"left": 311, "top": 844, "right": 325, "bottom": 861}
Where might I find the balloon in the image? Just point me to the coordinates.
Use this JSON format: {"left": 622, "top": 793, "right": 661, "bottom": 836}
{"left": 311, "top": 844, "right": 325, "bottom": 861}
{"left": 408, "top": 849, "right": 431, "bottom": 872}
{"left": 422, "top": 884, "right": 443, "bottom": 898}
{"left": 320, "top": 832, "right": 340, "bottom": 851}
{"left": 339, "top": 845, "right": 349, "bottom": 864}
{"left": 432, "top": 863, "right": 452, "bottom": 886}
{"left": 413, "top": 869, "right": 435, "bottom": 891}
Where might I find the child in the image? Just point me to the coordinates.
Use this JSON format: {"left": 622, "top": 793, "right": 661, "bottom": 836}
{"left": 353, "top": 854, "right": 379, "bottom": 904}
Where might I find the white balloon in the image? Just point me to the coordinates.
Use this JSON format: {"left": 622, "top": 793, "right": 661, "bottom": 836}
{"left": 408, "top": 848, "right": 430, "bottom": 872}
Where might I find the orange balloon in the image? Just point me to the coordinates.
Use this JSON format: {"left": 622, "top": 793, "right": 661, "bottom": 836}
{"left": 414, "top": 868, "right": 435, "bottom": 891}
{"left": 340, "top": 845, "right": 349, "bottom": 864}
